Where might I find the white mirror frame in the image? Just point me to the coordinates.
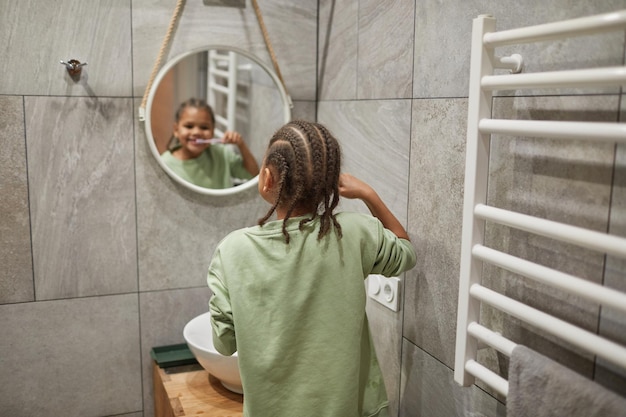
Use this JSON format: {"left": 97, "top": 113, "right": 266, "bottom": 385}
{"left": 144, "top": 45, "right": 292, "bottom": 196}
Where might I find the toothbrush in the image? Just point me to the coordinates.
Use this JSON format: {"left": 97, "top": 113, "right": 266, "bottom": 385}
{"left": 191, "top": 138, "right": 223, "bottom": 144}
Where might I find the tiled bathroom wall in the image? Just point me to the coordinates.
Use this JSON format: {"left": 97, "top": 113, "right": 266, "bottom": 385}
{"left": 0, "top": 96, "right": 32, "bottom": 304}
{"left": 2, "top": 1, "right": 626, "bottom": 417}
{"left": 0, "top": 0, "right": 316, "bottom": 416}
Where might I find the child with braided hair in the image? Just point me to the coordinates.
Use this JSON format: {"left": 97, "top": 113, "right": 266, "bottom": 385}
{"left": 207, "top": 120, "right": 416, "bottom": 417}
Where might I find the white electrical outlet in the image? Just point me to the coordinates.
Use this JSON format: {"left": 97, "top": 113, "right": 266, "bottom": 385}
{"left": 367, "top": 275, "right": 400, "bottom": 311}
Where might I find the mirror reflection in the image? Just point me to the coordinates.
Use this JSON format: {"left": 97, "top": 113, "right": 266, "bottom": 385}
{"left": 147, "top": 47, "right": 291, "bottom": 193}
{"left": 162, "top": 98, "right": 259, "bottom": 189}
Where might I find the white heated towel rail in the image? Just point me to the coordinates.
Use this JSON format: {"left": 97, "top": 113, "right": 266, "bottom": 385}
{"left": 454, "top": 10, "right": 626, "bottom": 398}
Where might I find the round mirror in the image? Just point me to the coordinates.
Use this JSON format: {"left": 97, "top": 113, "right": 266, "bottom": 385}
{"left": 145, "top": 46, "right": 291, "bottom": 196}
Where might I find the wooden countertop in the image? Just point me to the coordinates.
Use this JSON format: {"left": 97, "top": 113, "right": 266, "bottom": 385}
{"left": 154, "top": 361, "right": 243, "bottom": 417}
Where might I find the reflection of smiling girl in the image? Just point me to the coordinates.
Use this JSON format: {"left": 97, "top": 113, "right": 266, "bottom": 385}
{"left": 160, "top": 98, "right": 259, "bottom": 189}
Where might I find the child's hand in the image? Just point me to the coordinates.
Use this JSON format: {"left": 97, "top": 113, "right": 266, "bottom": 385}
{"left": 339, "top": 173, "right": 374, "bottom": 200}
{"left": 339, "top": 173, "right": 410, "bottom": 240}
{"left": 222, "top": 131, "right": 244, "bottom": 147}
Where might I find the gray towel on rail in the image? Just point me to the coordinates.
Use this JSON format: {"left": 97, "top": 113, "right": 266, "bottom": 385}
{"left": 507, "top": 345, "right": 626, "bottom": 417}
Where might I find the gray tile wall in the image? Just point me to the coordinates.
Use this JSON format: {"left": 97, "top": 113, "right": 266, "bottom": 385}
{"left": 596, "top": 96, "right": 626, "bottom": 396}
{"left": 2, "top": 1, "right": 626, "bottom": 417}
{"left": 0, "top": 295, "right": 142, "bottom": 416}
{"left": 0, "top": 0, "right": 133, "bottom": 97}
{"left": 0, "top": 1, "right": 316, "bottom": 416}
{"left": 26, "top": 97, "right": 137, "bottom": 300}
{"left": 404, "top": 98, "right": 468, "bottom": 369}
{"left": 412, "top": 0, "right": 626, "bottom": 98}
{"left": 318, "top": 0, "right": 626, "bottom": 416}
{"left": 0, "top": 96, "right": 33, "bottom": 304}
{"left": 399, "top": 339, "right": 505, "bottom": 417}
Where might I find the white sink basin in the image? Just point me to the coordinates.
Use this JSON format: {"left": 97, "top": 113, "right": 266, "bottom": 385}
{"left": 183, "top": 312, "right": 242, "bottom": 394}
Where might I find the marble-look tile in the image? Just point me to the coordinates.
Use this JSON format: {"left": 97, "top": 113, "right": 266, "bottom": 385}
{"left": 0, "top": 96, "right": 34, "bottom": 304}
{"left": 256, "top": 0, "right": 317, "bottom": 102}
{"left": 317, "top": 100, "right": 411, "bottom": 221}
{"left": 0, "top": 0, "right": 132, "bottom": 96}
{"left": 318, "top": 0, "right": 359, "bottom": 100}
{"left": 358, "top": 0, "right": 414, "bottom": 99}
{"left": 139, "top": 287, "right": 213, "bottom": 417}
{"left": 595, "top": 97, "right": 626, "bottom": 396}
{"left": 135, "top": 103, "right": 268, "bottom": 291}
{"left": 413, "top": 1, "right": 626, "bottom": 98}
{"left": 404, "top": 98, "right": 468, "bottom": 368}
{"left": 476, "top": 95, "right": 619, "bottom": 390}
{"left": 25, "top": 97, "right": 137, "bottom": 300}
{"left": 0, "top": 295, "right": 142, "bottom": 417}
{"left": 399, "top": 340, "right": 505, "bottom": 417}
{"left": 132, "top": 0, "right": 317, "bottom": 100}
{"left": 290, "top": 100, "right": 316, "bottom": 122}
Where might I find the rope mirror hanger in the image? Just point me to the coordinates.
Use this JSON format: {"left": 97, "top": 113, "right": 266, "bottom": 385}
{"left": 138, "top": 0, "right": 292, "bottom": 121}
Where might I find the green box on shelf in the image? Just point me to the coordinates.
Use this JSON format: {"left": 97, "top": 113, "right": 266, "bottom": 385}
{"left": 150, "top": 343, "right": 198, "bottom": 368}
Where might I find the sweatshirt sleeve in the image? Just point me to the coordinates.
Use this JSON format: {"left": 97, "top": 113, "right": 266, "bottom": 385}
{"left": 226, "top": 147, "right": 253, "bottom": 180}
{"left": 207, "top": 247, "right": 238, "bottom": 356}
{"left": 370, "top": 223, "right": 417, "bottom": 277}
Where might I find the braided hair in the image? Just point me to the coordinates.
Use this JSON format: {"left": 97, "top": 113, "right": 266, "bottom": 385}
{"left": 258, "top": 120, "right": 343, "bottom": 243}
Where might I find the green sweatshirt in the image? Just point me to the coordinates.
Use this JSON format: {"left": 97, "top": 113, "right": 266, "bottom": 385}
{"left": 161, "top": 144, "right": 252, "bottom": 189}
{"left": 207, "top": 212, "right": 417, "bottom": 417}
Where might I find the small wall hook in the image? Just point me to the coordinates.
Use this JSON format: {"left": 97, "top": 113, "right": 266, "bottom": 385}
{"left": 494, "top": 54, "right": 523, "bottom": 74}
{"left": 60, "top": 59, "right": 87, "bottom": 77}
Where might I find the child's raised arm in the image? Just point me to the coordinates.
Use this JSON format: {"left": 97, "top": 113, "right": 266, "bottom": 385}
{"left": 338, "top": 173, "right": 410, "bottom": 241}
{"left": 222, "top": 131, "right": 260, "bottom": 177}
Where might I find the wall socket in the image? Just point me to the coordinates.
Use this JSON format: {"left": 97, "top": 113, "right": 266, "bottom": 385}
{"left": 367, "top": 275, "right": 401, "bottom": 312}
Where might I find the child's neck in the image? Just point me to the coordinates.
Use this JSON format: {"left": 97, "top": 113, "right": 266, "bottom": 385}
{"left": 173, "top": 147, "right": 201, "bottom": 160}
{"left": 275, "top": 206, "right": 313, "bottom": 220}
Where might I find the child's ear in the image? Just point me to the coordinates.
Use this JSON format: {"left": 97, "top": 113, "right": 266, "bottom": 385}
{"left": 261, "top": 167, "right": 274, "bottom": 193}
